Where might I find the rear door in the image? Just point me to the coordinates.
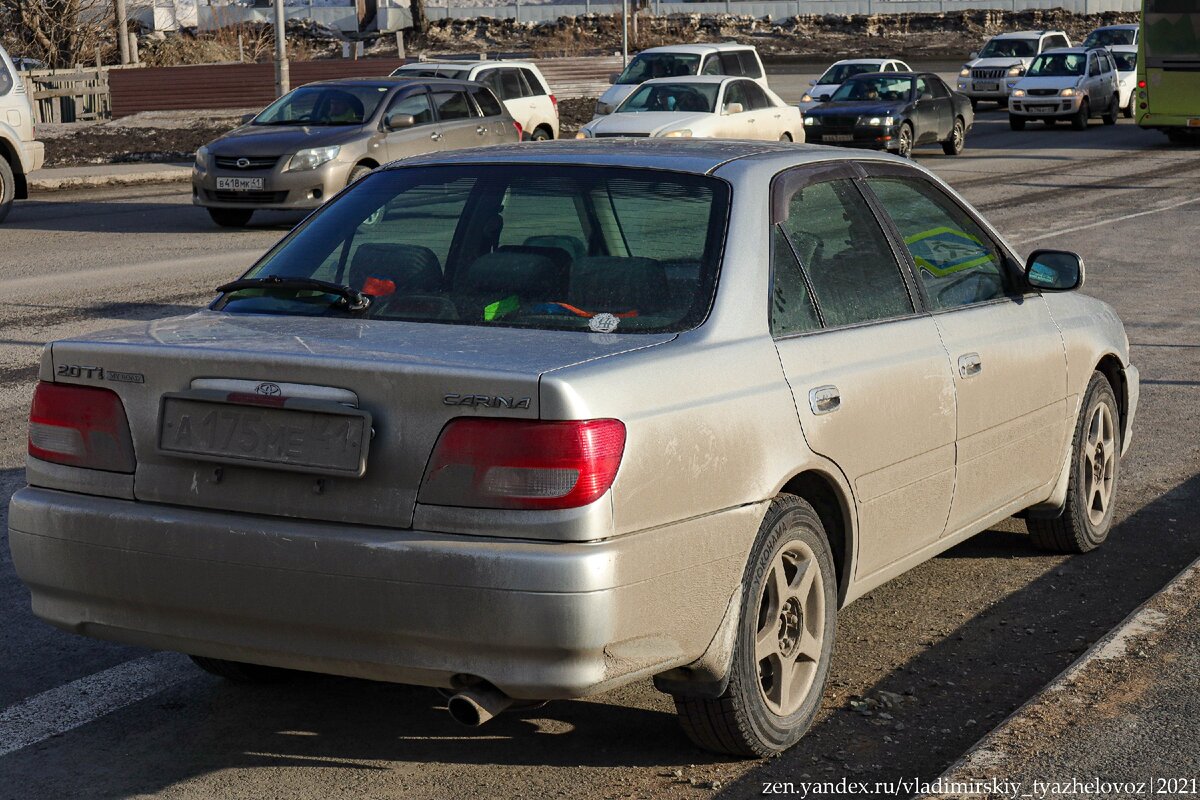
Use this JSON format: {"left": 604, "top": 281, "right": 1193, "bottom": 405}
{"left": 430, "top": 87, "right": 486, "bottom": 150}
{"left": 860, "top": 164, "right": 1068, "bottom": 537}
{"left": 924, "top": 74, "right": 954, "bottom": 139}
{"left": 467, "top": 84, "right": 513, "bottom": 144}
{"left": 770, "top": 164, "right": 957, "bottom": 580}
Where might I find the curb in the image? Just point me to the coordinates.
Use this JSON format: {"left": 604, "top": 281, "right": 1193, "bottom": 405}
{"left": 918, "top": 554, "right": 1200, "bottom": 798}
{"left": 28, "top": 167, "right": 191, "bottom": 192}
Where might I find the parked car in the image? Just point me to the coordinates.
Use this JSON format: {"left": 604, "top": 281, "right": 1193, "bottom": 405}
{"left": 577, "top": 76, "right": 803, "bottom": 142}
{"left": 798, "top": 58, "right": 912, "bottom": 111}
{"left": 1082, "top": 24, "right": 1140, "bottom": 50}
{"left": 10, "top": 139, "right": 1139, "bottom": 758}
{"left": 0, "top": 44, "right": 44, "bottom": 223}
{"left": 803, "top": 72, "right": 973, "bottom": 158}
{"left": 192, "top": 77, "right": 517, "bottom": 228}
{"left": 1009, "top": 48, "right": 1121, "bottom": 130}
{"left": 594, "top": 43, "right": 768, "bottom": 116}
{"left": 391, "top": 60, "right": 559, "bottom": 141}
{"left": 1109, "top": 44, "right": 1139, "bottom": 118}
{"left": 957, "top": 30, "right": 1072, "bottom": 109}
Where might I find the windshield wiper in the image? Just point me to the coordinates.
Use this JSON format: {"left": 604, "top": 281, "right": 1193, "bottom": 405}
{"left": 217, "top": 275, "right": 371, "bottom": 312}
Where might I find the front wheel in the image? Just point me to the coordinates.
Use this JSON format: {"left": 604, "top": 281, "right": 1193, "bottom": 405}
{"left": 1102, "top": 95, "right": 1119, "bottom": 125}
{"left": 207, "top": 207, "right": 254, "bottom": 228}
{"left": 1009, "top": 114, "right": 1026, "bottom": 131}
{"left": 346, "top": 164, "right": 374, "bottom": 186}
{"left": 896, "top": 122, "right": 914, "bottom": 158}
{"left": 1027, "top": 372, "right": 1121, "bottom": 553}
{"left": 0, "top": 156, "right": 14, "bottom": 224}
{"left": 1072, "top": 100, "right": 1090, "bottom": 130}
{"left": 942, "top": 117, "right": 966, "bottom": 155}
{"left": 530, "top": 126, "right": 552, "bottom": 142}
{"left": 672, "top": 495, "right": 837, "bottom": 757}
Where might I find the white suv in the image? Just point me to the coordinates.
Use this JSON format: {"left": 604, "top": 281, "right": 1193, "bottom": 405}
{"left": 957, "top": 30, "right": 1072, "bottom": 109}
{"left": 0, "top": 44, "right": 45, "bottom": 223}
{"left": 594, "top": 44, "right": 768, "bottom": 116}
{"left": 392, "top": 60, "right": 559, "bottom": 141}
{"left": 1008, "top": 48, "right": 1121, "bottom": 130}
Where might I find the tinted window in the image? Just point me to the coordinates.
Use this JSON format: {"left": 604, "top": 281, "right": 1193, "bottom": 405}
{"left": 723, "top": 81, "right": 749, "bottom": 111}
{"left": 387, "top": 92, "right": 434, "bottom": 126}
{"left": 0, "top": 58, "right": 11, "bottom": 96}
{"left": 719, "top": 53, "right": 745, "bottom": 75}
{"left": 832, "top": 76, "right": 913, "bottom": 102}
{"left": 780, "top": 179, "right": 913, "bottom": 328}
{"left": 255, "top": 84, "right": 388, "bottom": 126}
{"left": 741, "top": 81, "right": 771, "bottom": 110}
{"left": 701, "top": 56, "right": 723, "bottom": 76}
{"left": 432, "top": 91, "right": 475, "bottom": 120}
{"left": 866, "top": 176, "right": 1012, "bottom": 310}
{"left": 519, "top": 68, "right": 547, "bottom": 95}
{"left": 737, "top": 51, "right": 763, "bottom": 78}
{"left": 615, "top": 53, "right": 700, "bottom": 84}
{"left": 770, "top": 226, "right": 820, "bottom": 336}
{"left": 470, "top": 86, "right": 504, "bottom": 117}
{"left": 498, "top": 69, "right": 526, "bottom": 100}
{"left": 1083, "top": 28, "right": 1136, "bottom": 48}
{"left": 978, "top": 38, "right": 1039, "bottom": 58}
{"left": 927, "top": 76, "right": 950, "bottom": 98}
{"left": 1112, "top": 51, "right": 1138, "bottom": 71}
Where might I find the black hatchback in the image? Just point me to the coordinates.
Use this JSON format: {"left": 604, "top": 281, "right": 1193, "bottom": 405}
{"left": 801, "top": 72, "right": 974, "bottom": 158}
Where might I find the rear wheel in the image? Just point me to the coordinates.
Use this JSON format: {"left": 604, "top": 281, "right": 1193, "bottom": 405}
{"left": 0, "top": 156, "right": 14, "bottom": 224}
{"left": 190, "top": 655, "right": 293, "bottom": 683}
{"left": 1123, "top": 93, "right": 1136, "bottom": 119}
{"left": 207, "top": 207, "right": 254, "bottom": 228}
{"left": 672, "top": 495, "right": 837, "bottom": 757}
{"left": 896, "top": 122, "right": 914, "bottom": 158}
{"left": 1072, "top": 100, "right": 1090, "bottom": 130}
{"left": 530, "top": 126, "right": 552, "bottom": 141}
{"left": 1102, "top": 95, "right": 1119, "bottom": 125}
{"left": 1009, "top": 114, "right": 1026, "bottom": 131}
{"left": 941, "top": 117, "right": 965, "bottom": 155}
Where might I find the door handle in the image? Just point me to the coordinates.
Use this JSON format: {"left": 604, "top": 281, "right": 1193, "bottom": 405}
{"left": 958, "top": 353, "right": 982, "bottom": 378}
{"left": 808, "top": 385, "right": 841, "bottom": 415}
{"left": 430, "top": 132, "right": 442, "bottom": 141}
{"left": 477, "top": 126, "right": 487, "bottom": 135}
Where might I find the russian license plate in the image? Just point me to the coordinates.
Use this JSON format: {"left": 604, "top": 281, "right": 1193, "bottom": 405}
{"left": 977, "top": 83, "right": 999, "bottom": 92}
{"left": 824, "top": 134, "right": 853, "bottom": 142}
{"left": 216, "top": 176, "right": 265, "bottom": 191}
{"left": 1029, "top": 105, "right": 1056, "bottom": 113}
{"left": 158, "top": 392, "right": 371, "bottom": 477}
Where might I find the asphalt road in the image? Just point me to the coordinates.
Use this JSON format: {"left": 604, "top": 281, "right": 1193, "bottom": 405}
{"left": 1, "top": 114, "right": 1198, "bottom": 800}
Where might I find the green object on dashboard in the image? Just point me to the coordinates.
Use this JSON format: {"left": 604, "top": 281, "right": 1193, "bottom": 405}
{"left": 484, "top": 295, "right": 519, "bottom": 321}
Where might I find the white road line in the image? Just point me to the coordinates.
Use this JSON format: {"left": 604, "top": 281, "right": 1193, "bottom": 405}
{"left": 1012, "top": 195, "right": 1200, "bottom": 244}
{"left": 0, "top": 653, "right": 194, "bottom": 757}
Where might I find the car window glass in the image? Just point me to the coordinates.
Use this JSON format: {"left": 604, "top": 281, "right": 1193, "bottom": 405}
{"left": 432, "top": 90, "right": 475, "bottom": 120}
{"left": 498, "top": 185, "right": 589, "bottom": 253}
{"left": 387, "top": 92, "right": 434, "bottom": 126}
{"left": 723, "top": 81, "right": 749, "bottom": 111}
{"left": 915, "top": 77, "right": 929, "bottom": 97}
{"left": 866, "top": 176, "right": 1012, "bottom": 310}
{"left": 519, "top": 68, "right": 546, "bottom": 96}
{"left": 479, "top": 70, "right": 504, "bottom": 97}
{"left": 719, "top": 53, "right": 745, "bottom": 76}
{"left": 1088, "top": 54, "right": 1100, "bottom": 75}
{"left": 737, "top": 51, "right": 763, "bottom": 78}
{"left": 770, "top": 226, "right": 820, "bottom": 337}
{"left": 0, "top": 57, "right": 12, "bottom": 95}
{"left": 928, "top": 76, "right": 950, "bottom": 98}
{"left": 898, "top": 61, "right": 912, "bottom": 71}
{"left": 497, "top": 69, "right": 525, "bottom": 100}
{"left": 742, "top": 81, "right": 771, "bottom": 110}
{"left": 781, "top": 179, "right": 914, "bottom": 328}
{"left": 701, "top": 56, "right": 722, "bottom": 76}
{"left": 470, "top": 86, "right": 504, "bottom": 117}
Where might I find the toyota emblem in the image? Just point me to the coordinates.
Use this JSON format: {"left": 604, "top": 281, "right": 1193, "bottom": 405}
{"left": 254, "top": 382, "right": 282, "bottom": 396}
{"left": 236, "top": 157, "right": 251, "bottom": 169}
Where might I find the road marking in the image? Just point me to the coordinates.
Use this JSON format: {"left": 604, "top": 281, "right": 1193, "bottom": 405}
{"left": 0, "top": 653, "right": 194, "bottom": 757}
{"left": 1012, "top": 195, "right": 1200, "bottom": 243}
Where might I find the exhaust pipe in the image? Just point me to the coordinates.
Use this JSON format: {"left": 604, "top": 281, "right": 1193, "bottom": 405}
{"left": 446, "top": 684, "right": 513, "bottom": 727}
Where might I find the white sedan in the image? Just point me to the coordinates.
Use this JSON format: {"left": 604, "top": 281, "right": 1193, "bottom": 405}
{"left": 799, "top": 58, "right": 913, "bottom": 111}
{"left": 577, "top": 76, "right": 804, "bottom": 142}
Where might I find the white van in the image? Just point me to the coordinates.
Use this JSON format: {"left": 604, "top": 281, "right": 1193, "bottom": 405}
{"left": 594, "top": 44, "right": 769, "bottom": 116}
{"left": 0, "top": 44, "right": 44, "bottom": 222}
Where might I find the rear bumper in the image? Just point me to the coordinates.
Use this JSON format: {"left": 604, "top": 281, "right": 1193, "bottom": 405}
{"left": 9, "top": 487, "right": 758, "bottom": 699}
{"left": 20, "top": 139, "right": 44, "bottom": 174}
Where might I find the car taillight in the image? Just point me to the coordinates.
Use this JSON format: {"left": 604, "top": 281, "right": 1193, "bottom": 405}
{"left": 419, "top": 418, "right": 625, "bottom": 510}
{"left": 549, "top": 93, "right": 558, "bottom": 110}
{"left": 28, "top": 382, "right": 135, "bottom": 473}
{"left": 514, "top": 120, "right": 524, "bottom": 140}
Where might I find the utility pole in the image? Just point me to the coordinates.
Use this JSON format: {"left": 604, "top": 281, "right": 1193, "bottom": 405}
{"left": 621, "top": 0, "right": 628, "bottom": 67}
{"left": 274, "top": 0, "right": 290, "bottom": 97}
{"left": 114, "top": 0, "right": 130, "bottom": 65}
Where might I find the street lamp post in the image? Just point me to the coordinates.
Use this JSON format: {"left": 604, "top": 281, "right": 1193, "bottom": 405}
{"left": 622, "top": 0, "right": 629, "bottom": 67}
{"left": 274, "top": 0, "right": 291, "bottom": 97}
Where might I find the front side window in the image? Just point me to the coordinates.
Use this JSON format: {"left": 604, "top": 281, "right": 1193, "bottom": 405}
{"left": 386, "top": 92, "right": 434, "bottom": 126}
{"left": 779, "top": 179, "right": 914, "bottom": 328}
{"left": 927, "top": 76, "right": 950, "bottom": 97}
{"left": 219, "top": 166, "right": 730, "bottom": 335}
{"left": 865, "top": 176, "right": 1012, "bottom": 310}
{"left": 615, "top": 53, "right": 701, "bottom": 84}
{"left": 831, "top": 76, "right": 913, "bottom": 102}
{"left": 722, "top": 81, "right": 749, "bottom": 111}
{"left": 978, "top": 38, "right": 1039, "bottom": 58}
{"left": 254, "top": 85, "right": 387, "bottom": 126}
{"left": 741, "top": 81, "right": 771, "bottom": 110}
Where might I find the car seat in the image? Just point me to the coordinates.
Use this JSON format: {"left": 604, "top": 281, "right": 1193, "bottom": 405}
{"left": 348, "top": 243, "right": 444, "bottom": 297}
{"left": 568, "top": 256, "right": 669, "bottom": 315}
{"left": 524, "top": 235, "right": 587, "bottom": 264}
{"left": 453, "top": 250, "right": 567, "bottom": 319}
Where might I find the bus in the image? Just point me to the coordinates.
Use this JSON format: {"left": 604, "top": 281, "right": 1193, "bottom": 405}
{"left": 1137, "top": 0, "right": 1200, "bottom": 142}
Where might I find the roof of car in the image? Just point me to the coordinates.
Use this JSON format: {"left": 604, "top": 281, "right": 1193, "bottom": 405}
{"left": 396, "top": 60, "right": 538, "bottom": 70}
{"left": 1092, "top": 24, "right": 1139, "bottom": 30}
{"left": 830, "top": 58, "right": 891, "bottom": 65}
{"left": 1043, "top": 47, "right": 1091, "bottom": 55}
{"left": 641, "top": 75, "right": 744, "bottom": 85}
{"left": 384, "top": 139, "right": 900, "bottom": 177}
{"left": 992, "top": 30, "right": 1061, "bottom": 39}
{"left": 639, "top": 43, "right": 757, "bottom": 55}
{"left": 305, "top": 76, "right": 477, "bottom": 89}
{"left": 1108, "top": 44, "right": 1139, "bottom": 52}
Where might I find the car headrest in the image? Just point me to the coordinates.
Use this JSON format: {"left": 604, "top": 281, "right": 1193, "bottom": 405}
{"left": 570, "top": 256, "right": 669, "bottom": 314}
{"left": 524, "top": 235, "right": 587, "bottom": 264}
{"left": 349, "top": 243, "right": 443, "bottom": 297}
{"left": 454, "top": 250, "right": 566, "bottom": 302}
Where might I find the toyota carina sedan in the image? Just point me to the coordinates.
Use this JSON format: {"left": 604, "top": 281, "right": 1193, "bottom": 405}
{"left": 12, "top": 140, "right": 1138, "bottom": 757}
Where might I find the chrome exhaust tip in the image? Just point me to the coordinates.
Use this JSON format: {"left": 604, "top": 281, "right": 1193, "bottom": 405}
{"left": 446, "top": 684, "right": 513, "bottom": 727}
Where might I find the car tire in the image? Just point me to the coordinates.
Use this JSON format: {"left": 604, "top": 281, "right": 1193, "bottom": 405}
{"left": 1072, "top": 100, "right": 1090, "bottom": 130}
{"left": 897, "top": 122, "right": 914, "bottom": 158}
{"left": 1027, "top": 372, "right": 1121, "bottom": 554}
{"left": 1102, "top": 95, "right": 1119, "bottom": 125}
{"left": 207, "top": 208, "right": 254, "bottom": 228}
{"left": 941, "top": 117, "right": 966, "bottom": 155}
{"left": 0, "top": 156, "right": 15, "bottom": 224}
{"left": 189, "top": 655, "right": 294, "bottom": 683}
{"left": 530, "top": 126, "right": 552, "bottom": 141}
{"left": 672, "top": 494, "right": 837, "bottom": 758}
{"left": 347, "top": 163, "right": 374, "bottom": 186}
{"left": 1009, "top": 114, "right": 1026, "bottom": 131}
{"left": 970, "top": 97, "right": 979, "bottom": 112}
{"left": 1123, "top": 94, "right": 1136, "bottom": 119}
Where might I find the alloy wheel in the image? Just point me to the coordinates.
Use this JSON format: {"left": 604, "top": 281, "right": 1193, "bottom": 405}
{"left": 1083, "top": 403, "right": 1117, "bottom": 527}
{"left": 755, "top": 540, "right": 825, "bottom": 716}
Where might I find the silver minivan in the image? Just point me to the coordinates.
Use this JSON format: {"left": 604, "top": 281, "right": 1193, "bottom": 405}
{"left": 0, "top": 44, "right": 45, "bottom": 223}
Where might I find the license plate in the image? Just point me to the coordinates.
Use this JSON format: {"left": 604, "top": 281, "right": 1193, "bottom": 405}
{"left": 1189, "top": 118, "right": 1200, "bottom": 128}
{"left": 823, "top": 134, "right": 853, "bottom": 142}
{"left": 977, "top": 83, "right": 999, "bottom": 92}
{"left": 1029, "top": 105, "right": 1056, "bottom": 113}
{"left": 158, "top": 392, "right": 371, "bottom": 477}
{"left": 216, "top": 176, "right": 265, "bottom": 191}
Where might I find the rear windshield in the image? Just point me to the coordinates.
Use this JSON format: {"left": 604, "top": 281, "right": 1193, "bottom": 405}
{"left": 219, "top": 165, "right": 730, "bottom": 334}
{"left": 831, "top": 76, "right": 913, "bottom": 101}
{"left": 1082, "top": 28, "right": 1137, "bottom": 48}
{"left": 615, "top": 53, "right": 701, "bottom": 84}
{"left": 617, "top": 82, "right": 719, "bottom": 113}
{"left": 818, "top": 63, "right": 882, "bottom": 85}
{"left": 253, "top": 85, "right": 388, "bottom": 126}
{"left": 979, "top": 38, "right": 1039, "bottom": 58}
{"left": 1027, "top": 53, "right": 1087, "bottom": 76}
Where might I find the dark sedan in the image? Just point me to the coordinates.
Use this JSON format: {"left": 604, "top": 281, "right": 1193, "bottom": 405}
{"left": 802, "top": 72, "right": 973, "bottom": 158}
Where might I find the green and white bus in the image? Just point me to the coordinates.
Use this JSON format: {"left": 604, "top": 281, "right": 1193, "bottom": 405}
{"left": 1138, "top": 0, "right": 1200, "bottom": 142}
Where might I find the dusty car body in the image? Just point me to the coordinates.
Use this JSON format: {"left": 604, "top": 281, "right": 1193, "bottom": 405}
{"left": 0, "top": 44, "right": 45, "bottom": 223}
{"left": 12, "top": 141, "right": 1138, "bottom": 756}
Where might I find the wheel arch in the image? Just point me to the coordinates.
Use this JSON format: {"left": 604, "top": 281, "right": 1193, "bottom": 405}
{"left": 533, "top": 123, "right": 554, "bottom": 139}
{"left": 1095, "top": 352, "right": 1128, "bottom": 439}
{"left": 354, "top": 158, "right": 381, "bottom": 170}
{"left": 779, "top": 469, "right": 855, "bottom": 609}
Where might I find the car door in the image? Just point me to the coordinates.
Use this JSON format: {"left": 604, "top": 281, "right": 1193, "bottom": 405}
{"left": 430, "top": 87, "right": 484, "bottom": 150}
{"left": 742, "top": 80, "right": 785, "bottom": 139}
{"left": 467, "top": 84, "right": 513, "bottom": 145}
{"left": 860, "top": 165, "right": 1069, "bottom": 537}
{"left": 381, "top": 89, "right": 444, "bottom": 160}
{"left": 925, "top": 75, "right": 955, "bottom": 139}
{"left": 770, "top": 164, "right": 957, "bottom": 579}
{"left": 478, "top": 68, "right": 528, "bottom": 132}
{"left": 1085, "top": 53, "right": 1104, "bottom": 110}
{"left": 718, "top": 80, "right": 753, "bottom": 137}
{"left": 912, "top": 76, "right": 939, "bottom": 143}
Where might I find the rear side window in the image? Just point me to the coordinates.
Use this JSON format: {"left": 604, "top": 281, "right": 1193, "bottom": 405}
{"left": 719, "top": 53, "right": 745, "bottom": 76}
{"left": 770, "top": 226, "right": 820, "bottom": 337}
{"left": 0, "top": 58, "right": 12, "bottom": 96}
{"left": 701, "top": 56, "right": 723, "bottom": 76}
{"left": 519, "top": 68, "right": 547, "bottom": 96}
{"left": 470, "top": 86, "right": 504, "bottom": 117}
{"left": 737, "top": 51, "right": 763, "bottom": 78}
{"left": 742, "top": 81, "right": 771, "bottom": 110}
{"left": 498, "top": 69, "right": 526, "bottom": 100}
{"left": 432, "top": 90, "right": 475, "bottom": 120}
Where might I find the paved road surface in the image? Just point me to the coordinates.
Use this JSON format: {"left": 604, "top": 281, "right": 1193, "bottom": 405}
{"left": 1, "top": 115, "right": 1197, "bottom": 799}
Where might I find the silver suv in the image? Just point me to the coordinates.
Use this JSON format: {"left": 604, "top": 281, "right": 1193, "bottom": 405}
{"left": 1009, "top": 48, "right": 1121, "bottom": 130}
{"left": 0, "top": 44, "right": 45, "bottom": 223}
{"left": 957, "top": 30, "right": 1072, "bottom": 109}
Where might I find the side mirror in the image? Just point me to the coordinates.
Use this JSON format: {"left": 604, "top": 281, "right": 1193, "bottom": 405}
{"left": 817, "top": 93, "right": 831, "bottom": 102}
{"left": 609, "top": 72, "right": 620, "bottom": 85}
{"left": 920, "top": 91, "right": 934, "bottom": 101}
{"left": 385, "top": 112, "right": 416, "bottom": 131}
{"left": 1025, "top": 249, "right": 1084, "bottom": 291}
{"left": 969, "top": 51, "right": 979, "bottom": 60}
{"left": 808, "top": 78, "right": 817, "bottom": 85}
{"left": 724, "top": 102, "right": 744, "bottom": 115}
